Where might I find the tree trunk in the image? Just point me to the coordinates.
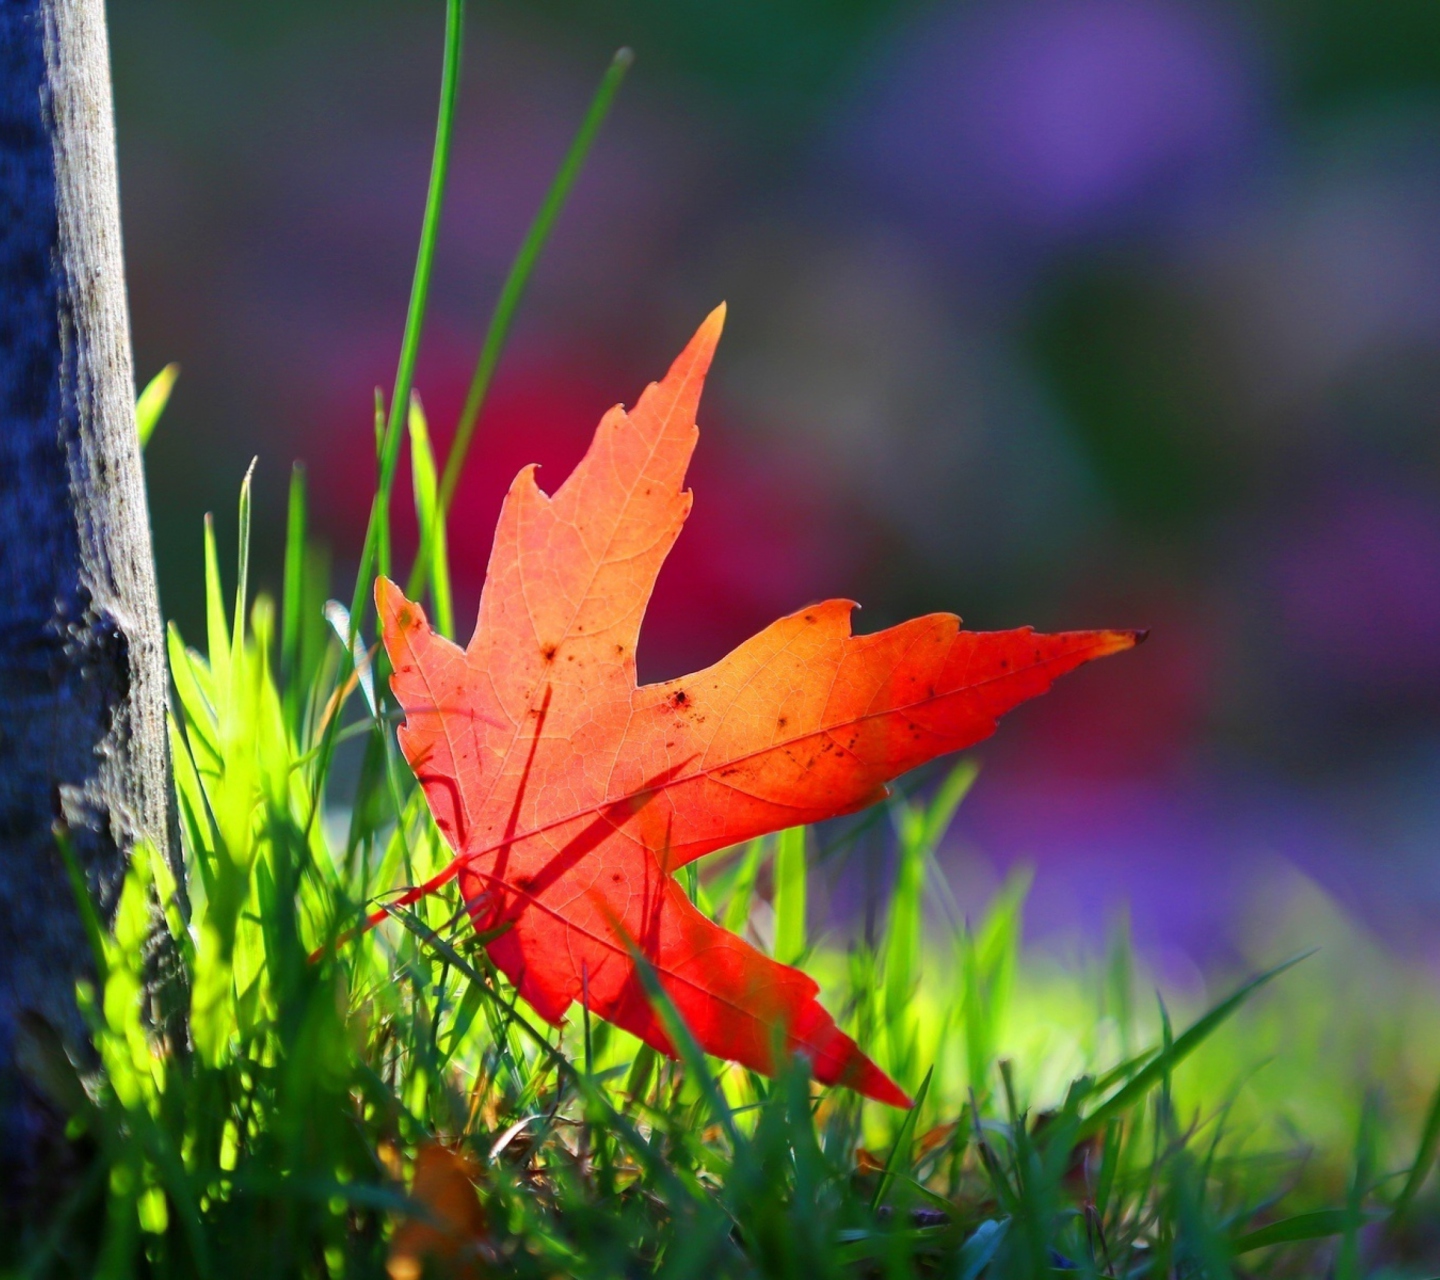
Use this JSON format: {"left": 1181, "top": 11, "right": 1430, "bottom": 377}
{"left": 0, "top": 0, "right": 175, "bottom": 1199}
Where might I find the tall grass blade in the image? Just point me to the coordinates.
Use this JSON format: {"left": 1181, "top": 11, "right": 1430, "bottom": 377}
{"left": 956, "top": 1217, "right": 1010, "bottom": 1280}
{"left": 1338, "top": 1094, "right": 1377, "bottom": 1280}
{"left": 919, "top": 759, "right": 978, "bottom": 852}
{"left": 231, "top": 457, "right": 256, "bottom": 670}
{"left": 962, "top": 871, "right": 1028, "bottom": 1096}
{"left": 883, "top": 810, "right": 925, "bottom": 1038}
{"left": 347, "top": 0, "right": 464, "bottom": 633}
{"left": 296, "top": 0, "right": 463, "bottom": 841}
{"left": 1230, "top": 1209, "right": 1364, "bottom": 1255}
{"left": 1104, "top": 907, "right": 1136, "bottom": 1057}
{"left": 870, "top": 1065, "right": 933, "bottom": 1211}
{"left": 412, "top": 46, "right": 633, "bottom": 600}
{"left": 773, "top": 826, "right": 806, "bottom": 964}
{"left": 882, "top": 762, "right": 977, "bottom": 1076}
{"left": 203, "top": 513, "right": 229, "bottom": 693}
{"left": 407, "top": 392, "right": 454, "bottom": 637}
{"left": 281, "top": 462, "right": 306, "bottom": 682}
{"left": 54, "top": 824, "right": 109, "bottom": 980}
{"left": 1394, "top": 1066, "right": 1440, "bottom": 1217}
{"left": 722, "top": 838, "right": 766, "bottom": 934}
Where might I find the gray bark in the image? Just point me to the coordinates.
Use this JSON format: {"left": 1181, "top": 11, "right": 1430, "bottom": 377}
{"left": 0, "top": 0, "right": 176, "bottom": 1195}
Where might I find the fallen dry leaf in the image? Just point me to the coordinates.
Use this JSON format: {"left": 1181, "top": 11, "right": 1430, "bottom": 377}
{"left": 388, "top": 1143, "right": 489, "bottom": 1280}
{"left": 376, "top": 306, "right": 1140, "bottom": 1106}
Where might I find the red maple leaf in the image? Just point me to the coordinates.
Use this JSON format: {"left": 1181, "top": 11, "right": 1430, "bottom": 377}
{"left": 375, "top": 306, "right": 1140, "bottom": 1107}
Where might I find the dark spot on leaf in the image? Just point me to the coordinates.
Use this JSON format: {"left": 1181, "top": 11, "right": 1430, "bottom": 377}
{"left": 777, "top": 716, "right": 788, "bottom": 729}
{"left": 541, "top": 644, "right": 557, "bottom": 662}
{"left": 671, "top": 689, "right": 688, "bottom": 708}
{"left": 397, "top": 605, "right": 415, "bottom": 628}
{"left": 611, "top": 872, "right": 622, "bottom": 883}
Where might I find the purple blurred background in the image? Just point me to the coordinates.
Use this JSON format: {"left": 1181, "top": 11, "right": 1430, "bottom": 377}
{"left": 111, "top": 0, "right": 1440, "bottom": 963}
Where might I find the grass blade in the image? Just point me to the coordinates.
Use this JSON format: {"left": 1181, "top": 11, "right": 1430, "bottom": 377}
{"left": 203, "top": 512, "right": 229, "bottom": 690}
{"left": 1079, "top": 951, "right": 1314, "bottom": 1137}
{"left": 956, "top": 1217, "right": 1010, "bottom": 1280}
{"left": 407, "top": 392, "right": 454, "bottom": 637}
{"left": 281, "top": 462, "right": 306, "bottom": 682}
{"left": 231, "top": 457, "right": 256, "bottom": 670}
{"left": 347, "top": 0, "right": 464, "bottom": 633}
{"left": 773, "top": 826, "right": 806, "bottom": 965}
{"left": 869, "top": 1065, "right": 933, "bottom": 1213}
{"left": 1231, "top": 1209, "right": 1373, "bottom": 1255}
{"left": 1338, "top": 1094, "right": 1377, "bottom": 1280}
{"left": 412, "top": 46, "right": 633, "bottom": 600}
{"left": 54, "top": 824, "right": 109, "bottom": 981}
{"left": 883, "top": 808, "right": 925, "bottom": 1035}
{"left": 1393, "top": 1066, "right": 1440, "bottom": 1217}
{"left": 302, "top": 0, "right": 463, "bottom": 842}
{"left": 722, "top": 838, "right": 765, "bottom": 934}
{"left": 436, "top": 45, "right": 631, "bottom": 513}
{"left": 135, "top": 362, "right": 178, "bottom": 449}
{"left": 919, "top": 759, "right": 978, "bottom": 853}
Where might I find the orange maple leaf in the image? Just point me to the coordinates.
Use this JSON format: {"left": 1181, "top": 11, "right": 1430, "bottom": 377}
{"left": 375, "top": 306, "right": 1140, "bottom": 1107}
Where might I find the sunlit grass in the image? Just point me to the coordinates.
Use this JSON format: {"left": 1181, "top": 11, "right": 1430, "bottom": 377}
{"left": 15, "top": 483, "right": 1440, "bottom": 1274}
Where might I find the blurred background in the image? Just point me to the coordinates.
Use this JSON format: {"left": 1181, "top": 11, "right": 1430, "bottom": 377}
{"left": 111, "top": 0, "right": 1440, "bottom": 970}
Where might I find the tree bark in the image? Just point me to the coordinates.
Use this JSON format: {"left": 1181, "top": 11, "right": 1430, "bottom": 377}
{"left": 0, "top": 0, "right": 175, "bottom": 1198}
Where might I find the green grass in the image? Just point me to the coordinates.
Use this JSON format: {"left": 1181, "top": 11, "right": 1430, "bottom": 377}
{"left": 17, "top": 577, "right": 1440, "bottom": 1277}
{"left": 15, "top": 498, "right": 1440, "bottom": 1280}
{"left": 11, "top": 10, "right": 1440, "bottom": 1278}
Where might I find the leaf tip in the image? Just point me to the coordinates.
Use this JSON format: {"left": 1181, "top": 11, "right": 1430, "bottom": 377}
{"left": 840, "top": 1056, "right": 913, "bottom": 1109}
{"left": 1095, "top": 627, "right": 1148, "bottom": 657}
{"left": 688, "top": 303, "right": 726, "bottom": 365}
{"left": 376, "top": 575, "right": 424, "bottom": 635}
